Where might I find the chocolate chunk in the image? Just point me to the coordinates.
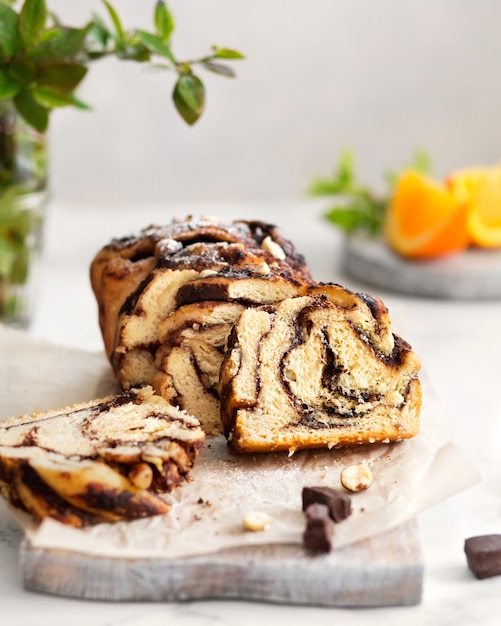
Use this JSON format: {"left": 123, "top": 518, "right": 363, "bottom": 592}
{"left": 302, "top": 485, "right": 352, "bottom": 523}
{"left": 303, "top": 503, "right": 334, "bottom": 553}
{"left": 465, "top": 534, "right": 501, "bottom": 579}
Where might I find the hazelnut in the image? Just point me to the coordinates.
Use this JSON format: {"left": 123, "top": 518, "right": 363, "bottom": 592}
{"left": 261, "top": 236, "right": 286, "bottom": 260}
{"left": 254, "top": 261, "right": 271, "bottom": 275}
{"left": 242, "top": 510, "right": 271, "bottom": 532}
{"left": 340, "top": 464, "right": 373, "bottom": 492}
{"left": 129, "top": 463, "right": 153, "bottom": 489}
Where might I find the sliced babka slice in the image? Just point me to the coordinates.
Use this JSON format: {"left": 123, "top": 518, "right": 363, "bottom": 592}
{"left": 152, "top": 268, "right": 314, "bottom": 434}
{"left": 153, "top": 300, "right": 246, "bottom": 435}
{"left": 111, "top": 242, "right": 310, "bottom": 391}
{"left": 0, "top": 386, "right": 204, "bottom": 526}
{"left": 219, "top": 285, "right": 422, "bottom": 454}
{"left": 90, "top": 215, "right": 312, "bottom": 373}
{"left": 175, "top": 265, "right": 308, "bottom": 307}
{"left": 92, "top": 221, "right": 313, "bottom": 392}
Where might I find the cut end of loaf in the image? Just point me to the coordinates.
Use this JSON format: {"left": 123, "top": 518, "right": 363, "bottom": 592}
{"left": 220, "top": 291, "right": 422, "bottom": 454}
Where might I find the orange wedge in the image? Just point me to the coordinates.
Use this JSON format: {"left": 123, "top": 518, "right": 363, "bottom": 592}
{"left": 448, "top": 165, "right": 501, "bottom": 248}
{"left": 384, "top": 169, "right": 470, "bottom": 259}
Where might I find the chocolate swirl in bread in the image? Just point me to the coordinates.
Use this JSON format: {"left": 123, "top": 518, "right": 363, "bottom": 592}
{"left": 0, "top": 387, "right": 204, "bottom": 526}
{"left": 90, "top": 216, "right": 313, "bottom": 410}
{"left": 90, "top": 216, "right": 311, "bottom": 358}
{"left": 151, "top": 268, "right": 311, "bottom": 434}
{"left": 219, "top": 285, "right": 422, "bottom": 453}
{"left": 153, "top": 300, "right": 246, "bottom": 435}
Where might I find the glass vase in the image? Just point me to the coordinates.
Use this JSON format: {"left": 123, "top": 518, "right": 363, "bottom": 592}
{"left": 0, "top": 100, "right": 48, "bottom": 329}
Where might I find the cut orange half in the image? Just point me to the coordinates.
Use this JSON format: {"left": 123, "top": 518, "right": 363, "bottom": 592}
{"left": 448, "top": 166, "right": 501, "bottom": 248}
{"left": 384, "top": 169, "right": 470, "bottom": 259}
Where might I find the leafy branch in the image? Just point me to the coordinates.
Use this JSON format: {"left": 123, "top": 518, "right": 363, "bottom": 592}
{"left": 0, "top": 0, "right": 244, "bottom": 131}
{"left": 310, "top": 150, "right": 431, "bottom": 236}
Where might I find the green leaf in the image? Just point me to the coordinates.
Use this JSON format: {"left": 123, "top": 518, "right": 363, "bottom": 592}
{"left": 0, "top": 2, "right": 22, "bottom": 57}
{"left": 201, "top": 61, "right": 235, "bottom": 78}
{"left": 336, "top": 151, "right": 355, "bottom": 184}
{"left": 14, "top": 88, "right": 49, "bottom": 131}
{"left": 310, "top": 177, "right": 348, "bottom": 196}
{"left": 0, "top": 67, "right": 20, "bottom": 99}
{"left": 27, "top": 26, "right": 89, "bottom": 63}
{"left": 313, "top": 149, "right": 388, "bottom": 237}
{"left": 325, "top": 204, "right": 373, "bottom": 235}
{"left": 38, "top": 26, "right": 61, "bottom": 45}
{"left": 0, "top": 233, "right": 30, "bottom": 287}
{"left": 309, "top": 151, "right": 356, "bottom": 196}
{"left": 0, "top": 236, "right": 16, "bottom": 280}
{"left": 32, "top": 85, "right": 77, "bottom": 108}
{"left": 36, "top": 63, "right": 88, "bottom": 93}
{"left": 134, "top": 29, "right": 175, "bottom": 63}
{"left": 324, "top": 194, "right": 386, "bottom": 236}
{"left": 154, "top": 1, "right": 174, "bottom": 42}
{"left": 19, "top": 0, "right": 48, "bottom": 47}
{"left": 101, "top": 0, "right": 125, "bottom": 45}
{"left": 408, "top": 149, "right": 432, "bottom": 175}
{"left": 120, "top": 44, "right": 150, "bottom": 62}
{"left": 88, "top": 12, "right": 112, "bottom": 48}
{"left": 68, "top": 93, "right": 91, "bottom": 110}
{"left": 11, "top": 242, "right": 30, "bottom": 285}
{"left": 6, "top": 59, "right": 36, "bottom": 86}
{"left": 173, "top": 73, "right": 205, "bottom": 125}
{"left": 211, "top": 47, "right": 245, "bottom": 60}
{"left": 385, "top": 150, "right": 433, "bottom": 189}
{"left": 324, "top": 206, "right": 368, "bottom": 234}
{"left": 47, "top": 10, "right": 61, "bottom": 27}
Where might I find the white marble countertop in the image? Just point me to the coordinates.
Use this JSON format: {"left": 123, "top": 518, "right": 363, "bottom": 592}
{"left": 2, "top": 200, "right": 501, "bottom": 625}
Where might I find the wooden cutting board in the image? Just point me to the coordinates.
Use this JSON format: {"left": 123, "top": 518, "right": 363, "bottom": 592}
{"left": 20, "top": 518, "right": 422, "bottom": 607}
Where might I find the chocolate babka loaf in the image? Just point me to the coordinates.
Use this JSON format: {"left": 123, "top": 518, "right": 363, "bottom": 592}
{"left": 0, "top": 387, "right": 204, "bottom": 526}
{"left": 90, "top": 216, "right": 313, "bottom": 428}
{"left": 91, "top": 215, "right": 422, "bottom": 448}
{"left": 219, "top": 284, "right": 422, "bottom": 453}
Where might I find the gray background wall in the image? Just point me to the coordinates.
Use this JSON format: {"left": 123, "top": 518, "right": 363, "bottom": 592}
{"left": 46, "top": 0, "right": 501, "bottom": 208}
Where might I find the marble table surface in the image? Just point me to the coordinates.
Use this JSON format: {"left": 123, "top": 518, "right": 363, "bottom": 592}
{"left": 1, "top": 200, "right": 501, "bottom": 625}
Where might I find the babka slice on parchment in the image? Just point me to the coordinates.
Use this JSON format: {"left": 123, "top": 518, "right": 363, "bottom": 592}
{"left": 219, "top": 284, "right": 422, "bottom": 454}
{"left": 0, "top": 386, "right": 204, "bottom": 526}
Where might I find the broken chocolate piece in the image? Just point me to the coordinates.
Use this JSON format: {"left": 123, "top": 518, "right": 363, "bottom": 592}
{"left": 303, "top": 503, "right": 334, "bottom": 553}
{"left": 465, "top": 534, "right": 501, "bottom": 579}
{"left": 302, "top": 486, "right": 352, "bottom": 523}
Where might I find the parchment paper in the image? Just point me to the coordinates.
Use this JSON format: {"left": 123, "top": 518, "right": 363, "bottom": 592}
{"left": 0, "top": 324, "right": 480, "bottom": 559}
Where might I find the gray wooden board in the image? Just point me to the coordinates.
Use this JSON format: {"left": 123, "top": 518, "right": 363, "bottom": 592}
{"left": 20, "top": 518, "right": 422, "bottom": 607}
{"left": 343, "top": 234, "right": 501, "bottom": 299}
